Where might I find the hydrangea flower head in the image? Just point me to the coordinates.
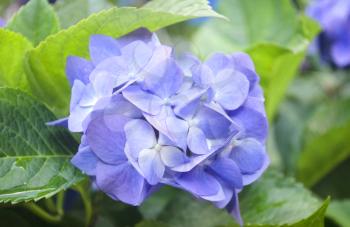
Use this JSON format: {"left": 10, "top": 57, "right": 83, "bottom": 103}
{"left": 54, "top": 28, "right": 269, "bottom": 225}
{"left": 307, "top": 0, "right": 350, "bottom": 67}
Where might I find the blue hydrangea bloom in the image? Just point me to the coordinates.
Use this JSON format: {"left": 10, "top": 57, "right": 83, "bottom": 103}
{"left": 57, "top": 28, "right": 269, "bottom": 225}
{"left": 307, "top": 0, "right": 350, "bottom": 67}
{"left": 0, "top": 18, "right": 5, "bottom": 27}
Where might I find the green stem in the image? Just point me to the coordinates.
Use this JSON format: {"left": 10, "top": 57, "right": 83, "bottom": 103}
{"left": 23, "top": 203, "right": 62, "bottom": 224}
{"left": 75, "top": 184, "right": 92, "bottom": 227}
{"left": 45, "top": 197, "right": 56, "bottom": 213}
{"left": 56, "top": 191, "right": 65, "bottom": 216}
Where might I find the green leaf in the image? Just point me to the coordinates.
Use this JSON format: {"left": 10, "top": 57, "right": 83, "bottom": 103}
{"left": 0, "top": 88, "right": 84, "bottom": 204}
{"left": 139, "top": 171, "right": 329, "bottom": 227}
{"left": 0, "top": 29, "right": 33, "bottom": 90}
{"left": 246, "top": 44, "right": 305, "bottom": 119}
{"left": 6, "top": 0, "right": 60, "bottom": 46}
{"left": 326, "top": 200, "right": 350, "bottom": 227}
{"left": 238, "top": 171, "right": 328, "bottom": 227}
{"left": 297, "top": 99, "right": 350, "bottom": 187}
{"left": 25, "top": 0, "right": 223, "bottom": 116}
{"left": 192, "top": 0, "right": 320, "bottom": 119}
{"left": 54, "top": 0, "right": 113, "bottom": 28}
{"left": 136, "top": 220, "right": 169, "bottom": 227}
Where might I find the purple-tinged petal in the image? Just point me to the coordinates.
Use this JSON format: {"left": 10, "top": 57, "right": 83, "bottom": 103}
{"left": 123, "top": 85, "right": 164, "bottom": 115}
{"left": 205, "top": 53, "right": 231, "bottom": 74}
{"left": 89, "top": 57, "right": 130, "bottom": 92}
{"left": 70, "top": 80, "right": 86, "bottom": 111}
{"left": 212, "top": 69, "right": 249, "bottom": 110}
{"left": 144, "top": 107, "right": 188, "bottom": 150}
{"left": 66, "top": 56, "right": 94, "bottom": 86}
{"left": 124, "top": 119, "right": 157, "bottom": 160}
{"left": 172, "top": 88, "right": 205, "bottom": 120}
{"left": 242, "top": 152, "right": 270, "bottom": 186}
{"left": 194, "top": 105, "right": 233, "bottom": 140}
{"left": 86, "top": 114, "right": 129, "bottom": 164}
{"left": 46, "top": 117, "right": 68, "bottom": 128}
{"left": 231, "top": 52, "right": 255, "bottom": 72}
{"left": 175, "top": 167, "right": 222, "bottom": 197}
{"left": 0, "top": 18, "right": 5, "bottom": 27}
{"left": 160, "top": 146, "right": 189, "bottom": 168}
{"left": 187, "top": 126, "right": 210, "bottom": 155}
{"left": 191, "top": 64, "right": 214, "bottom": 88}
{"left": 331, "top": 39, "right": 350, "bottom": 67}
{"left": 209, "top": 157, "right": 243, "bottom": 189}
{"left": 144, "top": 58, "right": 184, "bottom": 99}
{"left": 225, "top": 191, "right": 243, "bottom": 226}
{"left": 177, "top": 53, "right": 200, "bottom": 77}
{"left": 230, "top": 139, "right": 266, "bottom": 175}
{"left": 71, "top": 146, "right": 98, "bottom": 176}
{"left": 68, "top": 106, "right": 92, "bottom": 132}
{"left": 96, "top": 162, "right": 150, "bottom": 205}
{"left": 117, "top": 28, "right": 160, "bottom": 47}
{"left": 214, "top": 183, "right": 234, "bottom": 209}
{"left": 229, "top": 106, "right": 268, "bottom": 142}
{"left": 89, "top": 34, "right": 121, "bottom": 65}
{"left": 138, "top": 148, "right": 165, "bottom": 185}
{"left": 103, "top": 94, "right": 143, "bottom": 119}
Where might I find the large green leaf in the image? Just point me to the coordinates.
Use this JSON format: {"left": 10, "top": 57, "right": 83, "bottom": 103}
{"left": 192, "top": 0, "right": 320, "bottom": 119}
{"left": 326, "top": 200, "right": 350, "bottom": 227}
{"left": 54, "top": 0, "right": 113, "bottom": 28}
{"left": 6, "top": 0, "right": 60, "bottom": 46}
{"left": 0, "top": 88, "right": 84, "bottom": 204}
{"left": 25, "top": 0, "right": 222, "bottom": 116}
{"left": 138, "top": 171, "right": 329, "bottom": 227}
{"left": 0, "top": 29, "right": 33, "bottom": 90}
{"left": 296, "top": 99, "right": 350, "bottom": 187}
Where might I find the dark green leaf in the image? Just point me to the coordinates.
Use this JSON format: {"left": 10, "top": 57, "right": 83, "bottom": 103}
{"left": 326, "top": 200, "right": 350, "bottom": 227}
{"left": 297, "top": 99, "right": 350, "bottom": 187}
{"left": 6, "top": 0, "right": 60, "bottom": 46}
{"left": 0, "top": 88, "right": 84, "bottom": 203}
{"left": 139, "top": 171, "right": 328, "bottom": 227}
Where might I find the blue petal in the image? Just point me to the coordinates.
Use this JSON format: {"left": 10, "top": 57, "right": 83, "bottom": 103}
{"left": 66, "top": 56, "right": 94, "bottom": 86}
{"left": 96, "top": 161, "right": 151, "bottom": 205}
{"left": 71, "top": 146, "right": 98, "bottom": 176}
{"left": 175, "top": 167, "right": 222, "bottom": 197}
{"left": 89, "top": 57, "right": 130, "bottom": 93}
{"left": 143, "top": 58, "right": 184, "bottom": 99}
{"left": 68, "top": 106, "right": 92, "bottom": 132}
{"left": 124, "top": 119, "right": 157, "bottom": 160}
{"left": 194, "top": 105, "right": 233, "bottom": 140}
{"left": 230, "top": 139, "right": 266, "bottom": 174}
{"left": 117, "top": 28, "right": 160, "bottom": 47}
{"left": 46, "top": 117, "right": 68, "bottom": 128}
{"left": 187, "top": 126, "right": 210, "bottom": 155}
{"left": 89, "top": 34, "right": 121, "bottom": 65}
{"left": 144, "top": 106, "right": 188, "bottom": 151}
{"left": 209, "top": 157, "right": 243, "bottom": 189}
{"left": 86, "top": 114, "right": 129, "bottom": 164}
{"left": 160, "top": 146, "right": 189, "bottom": 168}
{"left": 225, "top": 191, "right": 243, "bottom": 226}
{"left": 229, "top": 106, "right": 268, "bottom": 142}
{"left": 138, "top": 148, "right": 165, "bottom": 185}
{"left": 205, "top": 53, "right": 231, "bottom": 74}
{"left": 242, "top": 152, "right": 270, "bottom": 186}
{"left": 212, "top": 69, "right": 249, "bottom": 110}
{"left": 123, "top": 85, "right": 163, "bottom": 115}
{"left": 191, "top": 64, "right": 214, "bottom": 88}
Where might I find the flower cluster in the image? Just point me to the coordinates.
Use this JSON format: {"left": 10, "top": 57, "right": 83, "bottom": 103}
{"left": 307, "top": 0, "right": 350, "bottom": 67}
{"left": 55, "top": 28, "right": 269, "bottom": 224}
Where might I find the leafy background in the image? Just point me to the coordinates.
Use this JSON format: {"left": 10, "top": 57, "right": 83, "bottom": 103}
{"left": 0, "top": 0, "right": 349, "bottom": 226}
